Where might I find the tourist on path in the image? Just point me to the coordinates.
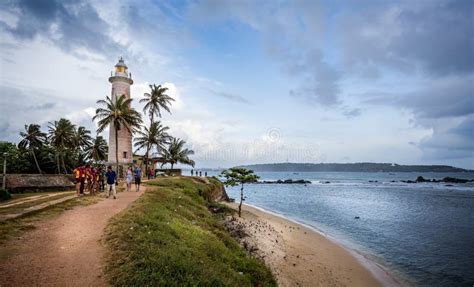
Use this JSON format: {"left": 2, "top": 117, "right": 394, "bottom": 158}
{"left": 191, "top": 169, "right": 194, "bottom": 176}
{"left": 98, "top": 167, "right": 105, "bottom": 192}
{"left": 125, "top": 166, "right": 133, "bottom": 192}
{"left": 73, "top": 166, "right": 82, "bottom": 196}
{"left": 134, "top": 165, "right": 142, "bottom": 192}
{"left": 105, "top": 166, "right": 117, "bottom": 199}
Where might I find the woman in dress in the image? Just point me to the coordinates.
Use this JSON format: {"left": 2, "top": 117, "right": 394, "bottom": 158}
{"left": 126, "top": 166, "right": 133, "bottom": 192}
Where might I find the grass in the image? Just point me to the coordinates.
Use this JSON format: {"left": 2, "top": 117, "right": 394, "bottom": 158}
{"left": 0, "top": 192, "right": 75, "bottom": 215}
{"left": 0, "top": 194, "right": 101, "bottom": 245}
{"left": 105, "top": 177, "right": 276, "bottom": 287}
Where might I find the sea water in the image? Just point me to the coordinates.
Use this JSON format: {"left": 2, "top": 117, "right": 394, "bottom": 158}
{"left": 203, "top": 171, "right": 474, "bottom": 287}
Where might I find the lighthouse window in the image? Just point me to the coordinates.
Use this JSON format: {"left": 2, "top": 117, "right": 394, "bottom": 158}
{"left": 123, "top": 152, "right": 127, "bottom": 159}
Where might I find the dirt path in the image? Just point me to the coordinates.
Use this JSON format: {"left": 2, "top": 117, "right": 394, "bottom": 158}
{"left": 0, "top": 189, "right": 143, "bottom": 287}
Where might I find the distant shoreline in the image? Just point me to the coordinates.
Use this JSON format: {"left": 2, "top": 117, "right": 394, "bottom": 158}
{"left": 237, "top": 163, "right": 472, "bottom": 173}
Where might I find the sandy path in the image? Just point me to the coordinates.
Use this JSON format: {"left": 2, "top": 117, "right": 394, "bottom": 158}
{"left": 0, "top": 190, "right": 143, "bottom": 287}
{"left": 225, "top": 203, "right": 402, "bottom": 287}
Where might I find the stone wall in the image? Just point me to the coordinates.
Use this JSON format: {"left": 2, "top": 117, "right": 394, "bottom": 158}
{"left": 5, "top": 174, "right": 75, "bottom": 193}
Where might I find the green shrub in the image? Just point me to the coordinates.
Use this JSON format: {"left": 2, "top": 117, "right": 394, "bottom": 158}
{"left": 0, "top": 188, "right": 12, "bottom": 202}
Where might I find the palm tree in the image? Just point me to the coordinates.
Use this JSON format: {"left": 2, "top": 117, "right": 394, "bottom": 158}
{"left": 159, "top": 137, "right": 195, "bottom": 169}
{"left": 85, "top": 136, "right": 108, "bottom": 163}
{"left": 93, "top": 95, "right": 142, "bottom": 173}
{"left": 134, "top": 121, "right": 171, "bottom": 174}
{"left": 18, "top": 124, "right": 46, "bottom": 173}
{"left": 73, "top": 126, "right": 93, "bottom": 151}
{"left": 140, "top": 84, "right": 175, "bottom": 123}
{"left": 48, "top": 118, "right": 75, "bottom": 174}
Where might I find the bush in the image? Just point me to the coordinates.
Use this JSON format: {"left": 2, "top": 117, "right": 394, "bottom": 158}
{"left": 0, "top": 188, "right": 12, "bottom": 201}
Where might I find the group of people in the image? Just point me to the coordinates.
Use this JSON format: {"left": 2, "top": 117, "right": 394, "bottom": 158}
{"left": 73, "top": 164, "right": 143, "bottom": 200}
{"left": 73, "top": 165, "right": 105, "bottom": 196}
{"left": 190, "top": 169, "right": 207, "bottom": 177}
{"left": 125, "top": 165, "right": 142, "bottom": 192}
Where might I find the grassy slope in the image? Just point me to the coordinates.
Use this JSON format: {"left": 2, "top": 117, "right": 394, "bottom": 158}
{"left": 105, "top": 177, "right": 276, "bottom": 287}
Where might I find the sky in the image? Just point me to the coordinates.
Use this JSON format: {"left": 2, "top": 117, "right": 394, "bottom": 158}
{"left": 0, "top": 0, "right": 473, "bottom": 169}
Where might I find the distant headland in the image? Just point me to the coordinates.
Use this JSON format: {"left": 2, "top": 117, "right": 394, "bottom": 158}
{"left": 238, "top": 163, "right": 472, "bottom": 173}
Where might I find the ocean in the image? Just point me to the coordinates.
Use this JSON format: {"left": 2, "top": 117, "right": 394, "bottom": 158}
{"left": 195, "top": 171, "right": 474, "bottom": 286}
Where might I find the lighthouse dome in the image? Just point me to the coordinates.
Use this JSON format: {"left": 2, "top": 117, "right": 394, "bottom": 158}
{"left": 114, "top": 57, "right": 128, "bottom": 74}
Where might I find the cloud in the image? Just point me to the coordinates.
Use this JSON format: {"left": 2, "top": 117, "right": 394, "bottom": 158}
{"left": 188, "top": 0, "right": 342, "bottom": 106}
{"left": 343, "top": 108, "right": 362, "bottom": 118}
{"left": 205, "top": 88, "right": 250, "bottom": 104}
{"left": 418, "top": 116, "right": 474, "bottom": 161}
{"left": 337, "top": 0, "right": 474, "bottom": 76}
{"left": 1, "top": 0, "right": 122, "bottom": 57}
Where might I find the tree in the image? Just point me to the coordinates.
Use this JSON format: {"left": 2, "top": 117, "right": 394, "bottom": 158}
{"left": 48, "top": 118, "right": 75, "bottom": 174}
{"left": 73, "top": 126, "right": 93, "bottom": 152}
{"left": 140, "top": 84, "right": 174, "bottom": 123}
{"left": 220, "top": 168, "right": 259, "bottom": 217}
{"left": 85, "top": 136, "right": 108, "bottom": 163}
{"left": 158, "top": 137, "right": 194, "bottom": 169}
{"left": 18, "top": 124, "right": 46, "bottom": 173}
{"left": 134, "top": 121, "right": 171, "bottom": 174}
{"left": 93, "top": 95, "right": 142, "bottom": 173}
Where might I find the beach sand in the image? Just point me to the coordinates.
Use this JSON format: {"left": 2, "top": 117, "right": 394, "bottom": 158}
{"left": 224, "top": 203, "right": 401, "bottom": 287}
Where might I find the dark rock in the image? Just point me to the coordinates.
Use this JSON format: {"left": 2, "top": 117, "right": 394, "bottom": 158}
{"left": 416, "top": 176, "right": 428, "bottom": 182}
{"left": 442, "top": 177, "right": 469, "bottom": 183}
{"left": 256, "top": 179, "right": 311, "bottom": 184}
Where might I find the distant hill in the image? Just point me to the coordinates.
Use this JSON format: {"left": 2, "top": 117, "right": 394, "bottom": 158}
{"left": 237, "top": 163, "right": 471, "bottom": 172}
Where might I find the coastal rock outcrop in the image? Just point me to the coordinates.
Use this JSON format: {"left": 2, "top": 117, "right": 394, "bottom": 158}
{"left": 255, "top": 179, "right": 311, "bottom": 184}
{"left": 399, "top": 176, "right": 473, "bottom": 184}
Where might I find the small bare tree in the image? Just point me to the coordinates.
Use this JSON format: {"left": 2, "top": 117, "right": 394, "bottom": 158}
{"left": 221, "top": 168, "right": 259, "bottom": 217}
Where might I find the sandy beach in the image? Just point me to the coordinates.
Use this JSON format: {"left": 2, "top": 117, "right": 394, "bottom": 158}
{"left": 224, "top": 202, "right": 402, "bottom": 287}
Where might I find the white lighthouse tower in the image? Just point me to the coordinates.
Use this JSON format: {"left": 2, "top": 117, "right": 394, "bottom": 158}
{"left": 107, "top": 57, "right": 133, "bottom": 166}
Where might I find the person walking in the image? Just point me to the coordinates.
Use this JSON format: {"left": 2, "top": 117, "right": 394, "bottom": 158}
{"left": 105, "top": 165, "right": 117, "bottom": 199}
{"left": 134, "top": 164, "right": 142, "bottom": 192}
{"left": 125, "top": 166, "right": 133, "bottom": 192}
{"left": 191, "top": 169, "right": 194, "bottom": 176}
{"left": 73, "top": 166, "right": 82, "bottom": 196}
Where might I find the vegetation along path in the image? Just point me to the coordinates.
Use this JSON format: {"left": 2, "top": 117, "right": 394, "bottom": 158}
{"left": 0, "top": 189, "right": 143, "bottom": 287}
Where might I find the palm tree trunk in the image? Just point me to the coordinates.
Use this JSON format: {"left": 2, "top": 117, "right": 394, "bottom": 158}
{"left": 115, "top": 126, "right": 119, "bottom": 177}
{"left": 31, "top": 149, "right": 42, "bottom": 174}
{"left": 56, "top": 153, "right": 61, "bottom": 174}
{"left": 145, "top": 143, "right": 150, "bottom": 179}
{"left": 61, "top": 153, "right": 67, "bottom": 174}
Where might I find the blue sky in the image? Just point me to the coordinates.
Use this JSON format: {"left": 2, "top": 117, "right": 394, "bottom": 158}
{"left": 0, "top": 0, "right": 473, "bottom": 168}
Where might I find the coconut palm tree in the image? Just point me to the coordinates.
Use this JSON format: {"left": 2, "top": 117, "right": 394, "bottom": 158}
{"left": 73, "top": 126, "right": 93, "bottom": 151}
{"left": 134, "top": 121, "right": 171, "bottom": 174}
{"left": 18, "top": 124, "right": 47, "bottom": 173}
{"left": 159, "top": 137, "right": 195, "bottom": 169}
{"left": 140, "top": 84, "right": 175, "bottom": 123}
{"left": 48, "top": 118, "right": 75, "bottom": 174}
{"left": 85, "top": 136, "right": 108, "bottom": 163}
{"left": 93, "top": 95, "right": 142, "bottom": 173}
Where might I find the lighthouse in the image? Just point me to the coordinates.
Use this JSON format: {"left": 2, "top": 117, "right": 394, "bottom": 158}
{"left": 107, "top": 57, "right": 133, "bottom": 166}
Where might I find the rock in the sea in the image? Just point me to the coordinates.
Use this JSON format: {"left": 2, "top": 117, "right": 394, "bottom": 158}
{"left": 416, "top": 176, "right": 429, "bottom": 183}
{"left": 442, "top": 177, "right": 469, "bottom": 184}
{"left": 258, "top": 179, "right": 311, "bottom": 184}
